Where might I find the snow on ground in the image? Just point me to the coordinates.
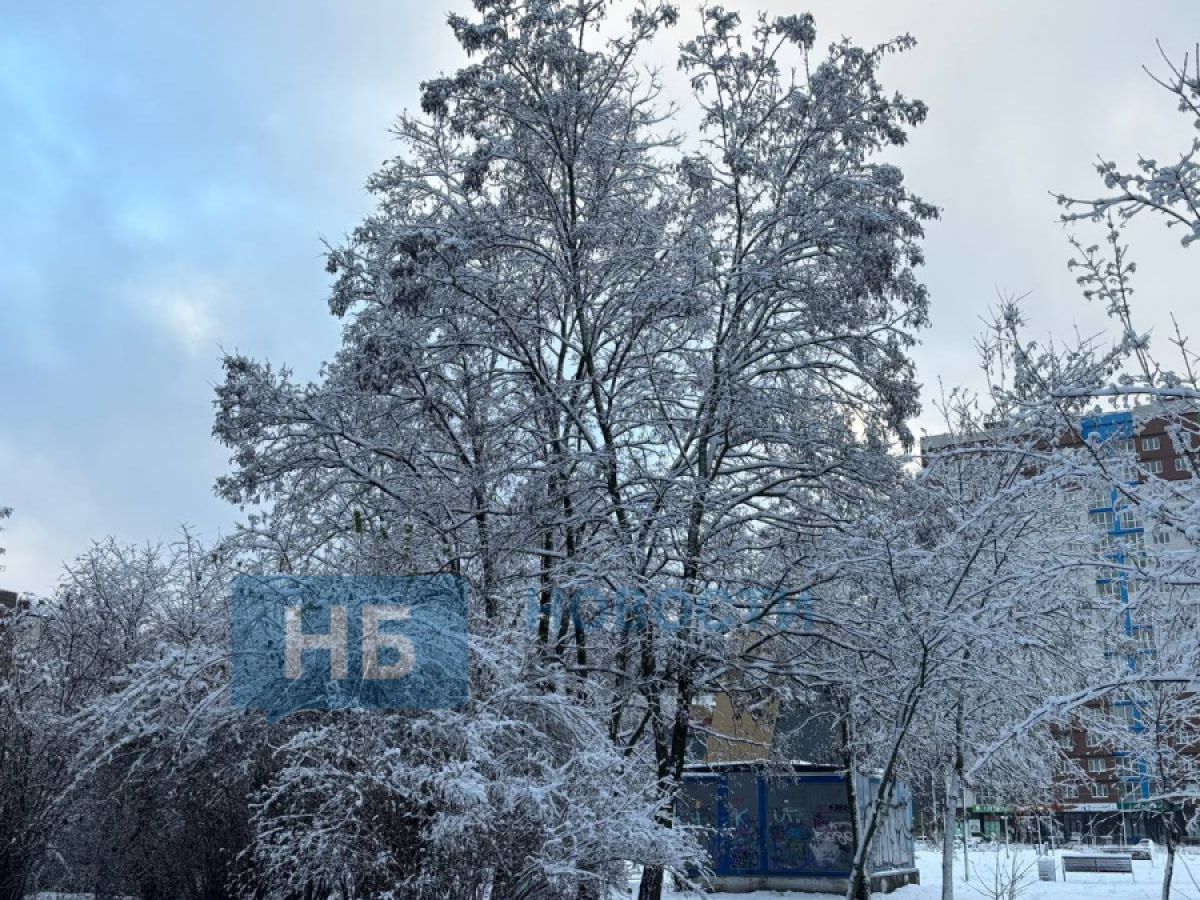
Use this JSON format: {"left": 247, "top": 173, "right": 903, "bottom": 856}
{"left": 618, "top": 846, "right": 1194, "bottom": 899}
{"left": 31, "top": 848, "right": 1199, "bottom": 900}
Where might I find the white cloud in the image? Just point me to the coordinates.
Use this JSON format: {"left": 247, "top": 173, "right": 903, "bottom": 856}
{"left": 129, "top": 273, "right": 222, "bottom": 355}
{"left": 158, "top": 291, "right": 215, "bottom": 351}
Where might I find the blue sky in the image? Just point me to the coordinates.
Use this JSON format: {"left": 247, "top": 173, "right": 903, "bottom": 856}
{"left": 2, "top": 0, "right": 1198, "bottom": 594}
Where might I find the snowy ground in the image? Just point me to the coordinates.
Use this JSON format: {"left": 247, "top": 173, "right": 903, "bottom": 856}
{"left": 30, "top": 848, "right": 1197, "bottom": 900}
{"left": 619, "top": 846, "right": 1197, "bottom": 899}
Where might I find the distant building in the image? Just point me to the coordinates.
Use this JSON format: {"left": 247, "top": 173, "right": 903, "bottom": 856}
{"left": 924, "top": 405, "right": 1200, "bottom": 845}
{"left": 0, "top": 588, "right": 41, "bottom": 671}
{"left": 0, "top": 588, "right": 20, "bottom": 676}
{"left": 693, "top": 693, "right": 779, "bottom": 763}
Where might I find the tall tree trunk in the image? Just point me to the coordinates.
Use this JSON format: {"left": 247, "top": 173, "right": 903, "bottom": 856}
{"left": 637, "top": 865, "right": 664, "bottom": 900}
{"left": 955, "top": 694, "right": 968, "bottom": 884}
{"left": 941, "top": 772, "right": 957, "bottom": 900}
{"left": 841, "top": 715, "right": 868, "bottom": 900}
{"left": 847, "top": 649, "right": 931, "bottom": 900}
{"left": 636, "top": 671, "right": 692, "bottom": 900}
{"left": 1162, "top": 815, "right": 1176, "bottom": 900}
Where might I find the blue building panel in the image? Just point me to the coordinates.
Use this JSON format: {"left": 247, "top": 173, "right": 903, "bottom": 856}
{"left": 680, "top": 768, "right": 875, "bottom": 878}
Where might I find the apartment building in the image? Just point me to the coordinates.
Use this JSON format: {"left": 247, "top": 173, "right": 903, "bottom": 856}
{"left": 1061, "top": 409, "right": 1196, "bottom": 842}
{"left": 925, "top": 406, "right": 1200, "bottom": 844}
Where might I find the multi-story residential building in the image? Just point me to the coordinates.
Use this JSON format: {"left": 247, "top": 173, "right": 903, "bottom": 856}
{"left": 1059, "top": 409, "right": 1196, "bottom": 842}
{"left": 924, "top": 405, "right": 1200, "bottom": 845}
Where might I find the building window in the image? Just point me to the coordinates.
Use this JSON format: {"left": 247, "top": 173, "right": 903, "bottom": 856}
{"left": 1087, "top": 757, "right": 1108, "bottom": 773}
{"left": 1090, "top": 510, "right": 1115, "bottom": 530}
{"left": 1142, "top": 436, "right": 1161, "bottom": 452}
{"left": 1062, "top": 784, "right": 1079, "bottom": 799}
{"left": 1097, "top": 581, "right": 1121, "bottom": 600}
{"left": 1092, "top": 783, "right": 1109, "bottom": 799}
{"left": 1118, "top": 508, "right": 1142, "bottom": 530}
{"left": 1176, "top": 457, "right": 1190, "bottom": 473}
{"left": 1142, "top": 460, "right": 1164, "bottom": 476}
{"left": 1086, "top": 730, "right": 1104, "bottom": 748}
{"left": 1056, "top": 733, "right": 1073, "bottom": 750}
{"left": 1116, "top": 756, "right": 1140, "bottom": 777}
{"left": 1153, "top": 527, "right": 1172, "bottom": 546}
{"left": 1110, "top": 532, "right": 1147, "bottom": 560}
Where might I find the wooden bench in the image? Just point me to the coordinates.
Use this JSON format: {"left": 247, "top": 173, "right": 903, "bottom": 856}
{"left": 1095, "top": 843, "right": 1152, "bottom": 860}
{"left": 1062, "top": 853, "right": 1134, "bottom": 879}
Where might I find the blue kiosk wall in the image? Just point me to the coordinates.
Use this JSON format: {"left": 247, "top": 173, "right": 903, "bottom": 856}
{"left": 679, "top": 763, "right": 917, "bottom": 894}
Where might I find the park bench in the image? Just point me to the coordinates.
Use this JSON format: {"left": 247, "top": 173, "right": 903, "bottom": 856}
{"left": 1095, "top": 843, "right": 1153, "bottom": 860}
{"left": 1061, "top": 853, "right": 1134, "bottom": 879}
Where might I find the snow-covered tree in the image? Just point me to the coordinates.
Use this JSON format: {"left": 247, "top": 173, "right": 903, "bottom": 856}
{"left": 25, "top": 533, "right": 252, "bottom": 900}
{"left": 782, "top": 410, "right": 1097, "bottom": 899}
{"left": 1072, "top": 592, "right": 1200, "bottom": 900}
{"left": 213, "top": 3, "right": 935, "bottom": 898}
{"left": 1058, "top": 43, "right": 1200, "bottom": 245}
{"left": 0, "top": 507, "right": 72, "bottom": 900}
{"left": 0, "top": 606, "right": 64, "bottom": 900}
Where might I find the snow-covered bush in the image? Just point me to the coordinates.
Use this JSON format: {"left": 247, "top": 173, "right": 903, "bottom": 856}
{"left": 245, "top": 667, "right": 696, "bottom": 899}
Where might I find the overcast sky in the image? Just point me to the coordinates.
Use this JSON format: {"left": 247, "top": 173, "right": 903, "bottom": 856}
{"left": 2, "top": 0, "right": 1198, "bottom": 595}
